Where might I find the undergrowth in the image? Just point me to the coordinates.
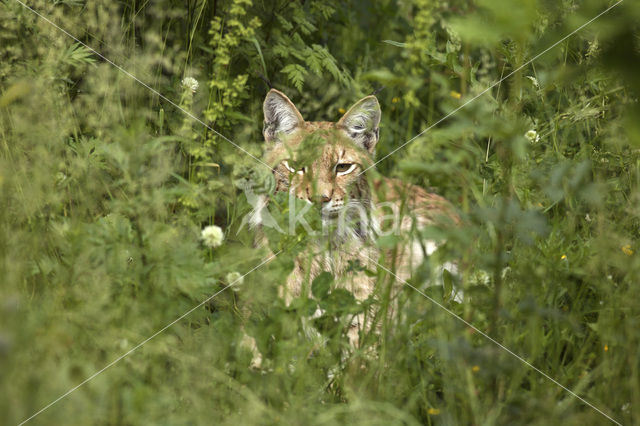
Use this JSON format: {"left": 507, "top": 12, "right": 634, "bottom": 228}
{"left": 1, "top": 0, "right": 639, "bottom": 425}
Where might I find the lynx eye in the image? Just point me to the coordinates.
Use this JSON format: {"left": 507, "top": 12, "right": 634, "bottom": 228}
{"left": 282, "top": 160, "right": 304, "bottom": 175}
{"left": 335, "top": 163, "right": 356, "bottom": 176}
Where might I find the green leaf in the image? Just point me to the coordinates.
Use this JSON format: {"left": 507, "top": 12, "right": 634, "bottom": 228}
{"left": 280, "top": 64, "right": 308, "bottom": 91}
{"left": 321, "top": 288, "right": 359, "bottom": 314}
{"left": 251, "top": 36, "right": 268, "bottom": 77}
{"left": 376, "top": 235, "right": 401, "bottom": 249}
{"left": 382, "top": 39, "right": 408, "bottom": 48}
{"left": 312, "top": 271, "right": 333, "bottom": 299}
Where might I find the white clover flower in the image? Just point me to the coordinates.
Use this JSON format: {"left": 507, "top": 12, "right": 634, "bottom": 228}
{"left": 525, "top": 129, "right": 540, "bottom": 143}
{"left": 201, "top": 225, "right": 224, "bottom": 248}
{"left": 226, "top": 271, "right": 244, "bottom": 290}
{"left": 181, "top": 76, "right": 199, "bottom": 93}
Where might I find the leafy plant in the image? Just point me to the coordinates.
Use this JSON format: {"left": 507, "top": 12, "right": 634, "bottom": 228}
{"left": 1, "top": 0, "right": 639, "bottom": 425}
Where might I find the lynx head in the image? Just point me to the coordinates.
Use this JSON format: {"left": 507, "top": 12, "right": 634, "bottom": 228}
{"left": 262, "top": 89, "right": 381, "bottom": 219}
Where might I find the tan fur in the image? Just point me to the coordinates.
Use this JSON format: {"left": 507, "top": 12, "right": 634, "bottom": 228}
{"left": 259, "top": 89, "right": 458, "bottom": 347}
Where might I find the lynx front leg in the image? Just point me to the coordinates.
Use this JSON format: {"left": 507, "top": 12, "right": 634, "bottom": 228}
{"left": 280, "top": 260, "right": 304, "bottom": 306}
{"left": 347, "top": 314, "right": 363, "bottom": 348}
{"left": 239, "top": 333, "right": 263, "bottom": 369}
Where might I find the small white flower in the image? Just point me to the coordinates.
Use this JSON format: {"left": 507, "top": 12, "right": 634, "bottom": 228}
{"left": 525, "top": 129, "right": 540, "bottom": 143}
{"left": 51, "top": 221, "right": 70, "bottom": 236}
{"left": 56, "top": 172, "right": 68, "bottom": 185}
{"left": 585, "top": 213, "right": 591, "bottom": 222}
{"left": 226, "top": 271, "right": 244, "bottom": 290}
{"left": 586, "top": 39, "right": 600, "bottom": 60}
{"left": 526, "top": 75, "right": 539, "bottom": 88}
{"left": 471, "top": 270, "right": 491, "bottom": 286}
{"left": 181, "top": 76, "right": 199, "bottom": 93}
{"left": 201, "top": 225, "right": 224, "bottom": 248}
{"left": 501, "top": 266, "right": 511, "bottom": 280}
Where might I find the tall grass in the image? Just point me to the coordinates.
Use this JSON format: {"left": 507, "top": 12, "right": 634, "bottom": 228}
{"left": 1, "top": 0, "right": 639, "bottom": 424}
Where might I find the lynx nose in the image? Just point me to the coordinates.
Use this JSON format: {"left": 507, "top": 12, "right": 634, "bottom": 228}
{"left": 311, "top": 194, "right": 331, "bottom": 204}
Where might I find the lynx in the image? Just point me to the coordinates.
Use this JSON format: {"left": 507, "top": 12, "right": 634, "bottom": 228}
{"left": 256, "top": 89, "right": 459, "bottom": 347}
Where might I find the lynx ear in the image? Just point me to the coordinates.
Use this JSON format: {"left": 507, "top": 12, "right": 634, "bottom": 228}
{"left": 337, "top": 95, "right": 381, "bottom": 153}
{"left": 263, "top": 89, "right": 305, "bottom": 143}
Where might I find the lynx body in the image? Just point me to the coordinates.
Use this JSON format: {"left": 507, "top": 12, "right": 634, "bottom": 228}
{"left": 258, "top": 89, "right": 459, "bottom": 345}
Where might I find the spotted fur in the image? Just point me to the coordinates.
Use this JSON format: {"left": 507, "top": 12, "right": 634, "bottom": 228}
{"left": 259, "top": 89, "right": 459, "bottom": 347}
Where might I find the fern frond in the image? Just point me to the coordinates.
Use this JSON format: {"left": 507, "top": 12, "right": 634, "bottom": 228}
{"left": 280, "top": 64, "right": 308, "bottom": 91}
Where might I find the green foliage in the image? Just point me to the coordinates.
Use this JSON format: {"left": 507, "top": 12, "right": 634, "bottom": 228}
{"left": 1, "top": 0, "right": 640, "bottom": 425}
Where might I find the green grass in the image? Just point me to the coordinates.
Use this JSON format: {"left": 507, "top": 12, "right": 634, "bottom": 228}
{"left": 1, "top": 0, "right": 639, "bottom": 425}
